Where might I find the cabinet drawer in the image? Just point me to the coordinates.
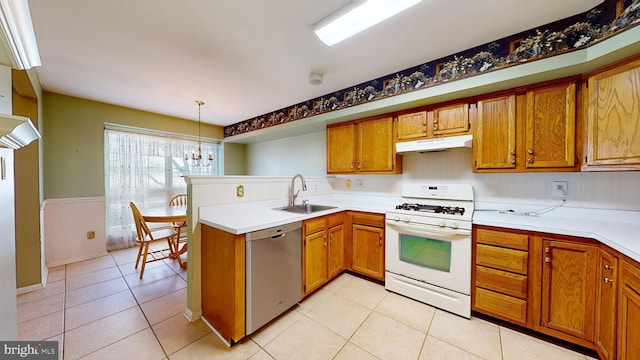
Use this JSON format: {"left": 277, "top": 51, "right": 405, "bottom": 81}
{"left": 475, "top": 287, "right": 528, "bottom": 325}
{"left": 351, "top": 212, "right": 384, "bottom": 228}
{"left": 327, "top": 212, "right": 344, "bottom": 228}
{"left": 304, "top": 218, "right": 326, "bottom": 236}
{"left": 476, "top": 228, "right": 528, "bottom": 250}
{"left": 476, "top": 244, "right": 528, "bottom": 275}
{"left": 475, "top": 265, "right": 527, "bottom": 299}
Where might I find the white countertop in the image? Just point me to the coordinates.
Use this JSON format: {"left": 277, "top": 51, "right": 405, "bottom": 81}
{"left": 199, "top": 193, "right": 399, "bottom": 235}
{"left": 472, "top": 202, "right": 640, "bottom": 263}
{"left": 199, "top": 195, "right": 640, "bottom": 263}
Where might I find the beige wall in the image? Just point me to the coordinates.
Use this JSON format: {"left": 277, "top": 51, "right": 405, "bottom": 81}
{"left": 223, "top": 142, "right": 247, "bottom": 175}
{"left": 12, "top": 70, "right": 42, "bottom": 288}
{"left": 42, "top": 92, "right": 225, "bottom": 199}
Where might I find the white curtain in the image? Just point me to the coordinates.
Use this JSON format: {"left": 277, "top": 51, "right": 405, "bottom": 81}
{"left": 104, "top": 126, "right": 219, "bottom": 250}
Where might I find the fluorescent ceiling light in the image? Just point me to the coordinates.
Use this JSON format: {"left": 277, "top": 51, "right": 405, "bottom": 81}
{"left": 313, "top": 0, "right": 422, "bottom": 46}
{"left": 0, "top": 0, "right": 41, "bottom": 69}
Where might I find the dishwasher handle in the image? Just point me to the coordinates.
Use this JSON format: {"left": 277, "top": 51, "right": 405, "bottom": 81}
{"left": 245, "top": 221, "right": 302, "bottom": 241}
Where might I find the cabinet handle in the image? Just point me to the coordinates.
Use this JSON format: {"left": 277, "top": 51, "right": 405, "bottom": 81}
{"left": 323, "top": 235, "right": 327, "bottom": 247}
{"left": 510, "top": 158, "right": 516, "bottom": 164}
{"left": 350, "top": 160, "right": 354, "bottom": 170}
{"left": 329, "top": 234, "right": 333, "bottom": 244}
{"left": 544, "top": 256, "right": 551, "bottom": 263}
{"left": 1, "top": 157, "right": 5, "bottom": 180}
{"left": 379, "top": 234, "right": 382, "bottom": 246}
{"left": 510, "top": 150, "right": 516, "bottom": 155}
{"left": 357, "top": 159, "right": 361, "bottom": 169}
{"left": 544, "top": 247, "right": 550, "bottom": 253}
{"left": 527, "top": 157, "right": 534, "bottom": 163}
{"left": 604, "top": 264, "right": 614, "bottom": 271}
{"left": 604, "top": 277, "right": 613, "bottom": 284}
{"left": 527, "top": 148, "right": 534, "bottom": 155}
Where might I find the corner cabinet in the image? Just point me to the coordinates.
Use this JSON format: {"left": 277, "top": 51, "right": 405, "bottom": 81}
{"left": 474, "top": 81, "right": 578, "bottom": 172}
{"left": 595, "top": 248, "right": 618, "bottom": 360}
{"left": 585, "top": 56, "right": 640, "bottom": 170}
{"left": 327, "top": 116, "right": 401, "bottom": 174}
{"left": 349, "top": 212, "right": 385, "bottom": 281}
{"left": 618, "top": 258, "right": 640, "bottom": 360}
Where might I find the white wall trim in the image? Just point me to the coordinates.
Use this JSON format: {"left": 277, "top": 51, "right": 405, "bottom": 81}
{"left": 46, "top": 252, "right": 109, "bottom": 268}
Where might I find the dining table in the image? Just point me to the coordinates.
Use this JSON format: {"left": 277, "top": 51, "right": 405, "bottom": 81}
{"left": 141, "top": 204, "right": 188, "bottom": 269}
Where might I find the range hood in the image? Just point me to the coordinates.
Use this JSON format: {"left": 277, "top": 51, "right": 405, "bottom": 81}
{"left": 396, "top": 134, "right": 473, "bottom": 153}
{"left": 0, "top": 114, "right": 40, "bottom": 149}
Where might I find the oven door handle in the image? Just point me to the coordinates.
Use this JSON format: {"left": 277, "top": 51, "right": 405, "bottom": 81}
{"left": 385, "top": 220, "right": 471, "bottom": 238}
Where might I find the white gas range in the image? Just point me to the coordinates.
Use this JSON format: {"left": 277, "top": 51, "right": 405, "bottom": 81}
{"left": 385, "top": 183, "right": 474, "bottom": 318}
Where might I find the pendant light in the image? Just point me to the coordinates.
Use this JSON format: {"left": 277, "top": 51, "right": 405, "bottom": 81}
{"left": 184, "top": 100, "right": 212, "bottom": 167}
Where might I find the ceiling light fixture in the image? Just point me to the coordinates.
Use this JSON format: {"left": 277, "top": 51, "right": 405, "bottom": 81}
{"left": 312, "top": 0, "right": 422, "bottom": 47}
{"left": 0, "top": 0, "right": 42, "bottom": 69}
{"left": 184, "top": 100, "right": 212, "bottom": 167}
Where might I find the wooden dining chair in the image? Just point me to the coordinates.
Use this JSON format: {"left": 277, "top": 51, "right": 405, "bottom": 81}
{"left": 130, "top": 202, "right": 178, "bottom": 278}
{"left": 168, "top": 194, "right": 188, "bottom": 268}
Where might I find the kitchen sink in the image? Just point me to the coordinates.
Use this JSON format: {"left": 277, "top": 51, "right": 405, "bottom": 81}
{"left": 275, "top": 204, "right": 337, "bottom": 214}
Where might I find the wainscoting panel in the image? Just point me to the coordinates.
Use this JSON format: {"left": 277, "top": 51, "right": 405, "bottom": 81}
{"left": 44, "top": 197, "right": 107, "bottom": 267}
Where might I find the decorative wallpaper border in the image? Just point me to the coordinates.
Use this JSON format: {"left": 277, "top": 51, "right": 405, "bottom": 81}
{"left": 224, "top": 1, "right": 640, "bottom": 138}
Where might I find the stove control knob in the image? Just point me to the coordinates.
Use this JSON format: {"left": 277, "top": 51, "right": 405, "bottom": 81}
{"left": 402, "top": 216, "right": 410, "bottom": 223}
{"left": 391, "top": 215, "right": 400, "bottom": 222}
{"left": 438, "top": 220, "right": 446, "bottom": 227}
{"left": 450, "top": 222, "right": 459, "bottom": 229}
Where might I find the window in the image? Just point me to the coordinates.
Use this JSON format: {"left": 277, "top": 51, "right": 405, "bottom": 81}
{"left": 104, "top": 125, "right": 221, "bottom": 250}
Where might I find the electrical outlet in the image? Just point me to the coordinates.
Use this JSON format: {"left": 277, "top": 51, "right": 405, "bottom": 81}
{"left": 552, "top": 181, "right": 568, "bottom": 197}
{"left": 355, "top": 179, "right": 364, "bottom": 187}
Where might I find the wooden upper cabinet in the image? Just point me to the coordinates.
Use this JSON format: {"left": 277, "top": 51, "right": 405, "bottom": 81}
{"left": 327, "top": 122, "right": 357, "bottom": 173}
{"left": 475, "top": 95, "right": 517, "bottom": 170}
{"left": 358, "top": 117, "right": 394, "bottom": 172}
{"left": 525, "top": 82, "right": 576, "bottom": 168}
{"left": 327, "top": 116, "right": 400, "bottom": 174}
{"left": 396, "top": 111, "right": 428, "bottom": 140}
{"left": 433, "top": 103, "right": 470, "bottom": 136}
{"left": 586, "top": 57, "right": 640, "bottom": 169}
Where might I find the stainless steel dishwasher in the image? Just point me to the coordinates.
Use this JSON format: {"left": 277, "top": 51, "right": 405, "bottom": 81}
{"left": 245, "top": 221, "right": 302, "bottom": 335}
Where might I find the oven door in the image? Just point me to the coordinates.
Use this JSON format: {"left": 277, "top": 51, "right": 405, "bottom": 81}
{"left": 385, "top": 220, "right": 471, "bottom": 295}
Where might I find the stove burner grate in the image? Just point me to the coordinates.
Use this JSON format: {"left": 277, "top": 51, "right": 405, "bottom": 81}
{"left": 395, "top": 203, "right": 466, "bottom": 216}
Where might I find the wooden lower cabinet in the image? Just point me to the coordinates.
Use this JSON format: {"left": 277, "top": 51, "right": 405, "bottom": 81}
{"left": 302, "top": 213, "right": 345, "bottom": 295}
{"left": 595, "top": 248, "right": 618, "bottom": 360}
{"left": 539, "top": 238, "right": 598, "bottom": 346}
{"left": 473, "top": 227, "right": 531, "bottom": 326}
{"left": 618, "top": 258, "right": 640, "bottom": 360}
{"left": 350, "top": 212, "right": 385, "bottom": 280}
{"left": 472, "top": 226, "right": 640, "bottom": 359}
{"left": 201, "top": 224, "right": 246, "bottom": 345}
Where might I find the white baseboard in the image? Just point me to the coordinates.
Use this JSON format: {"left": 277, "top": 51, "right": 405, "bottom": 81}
{"left": 46, "top": 251, "right": 108, "bottom": 268}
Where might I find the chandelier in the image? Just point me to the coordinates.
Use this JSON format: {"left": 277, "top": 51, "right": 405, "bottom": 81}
{"left": 184, "top": 100, "right": 212, "bottom": 167}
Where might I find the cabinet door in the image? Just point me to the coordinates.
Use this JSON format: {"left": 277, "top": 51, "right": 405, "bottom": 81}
{"left": 358, "top": 117, "right": 394, "bottom": 172}
{"left": 327, "top": 122, "right": 356, "bottom": 173}
{"left": 475, "top": 95, "right": 516, "bottom": 169}
{"left": 594, "top": 249, "right": 618, "bottom": 360}
{"left": 587, "top": 59, "right": 640, "bottom": 167}
{"left": 396, "top": 111, "right": 427, "bottom": 140}
{"left": 619, "top": 259, "right": 640, "bottom": 360}
{"left": 327, "top": 224, "right": 345, "bottom": 279}
{"left": 352, "top": 224, "right": 384, "bottom": 280}
{"left": 540, "top": 239, "right": 597, "bottom": 341}
{"left": 433, "top": 103, "right": 469, "bottom": 136}
{"left": 525, "top": 83, "right": 576, "bottom": 168}
{"left": 303, "top": 231, "right": 328, "bottom": 295}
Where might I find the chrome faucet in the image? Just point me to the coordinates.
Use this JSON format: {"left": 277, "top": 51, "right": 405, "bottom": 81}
{"left": 289, "top": 174, "right": 307, "bottom": 207}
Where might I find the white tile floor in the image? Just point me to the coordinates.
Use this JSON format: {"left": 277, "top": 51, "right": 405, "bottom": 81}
{"left": 17, "top": 247, "right": 598, "bottom": 359}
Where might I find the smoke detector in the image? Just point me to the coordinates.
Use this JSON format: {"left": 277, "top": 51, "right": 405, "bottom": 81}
{"left": 308, "top": 72, "right": 323, "bottom": 85}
